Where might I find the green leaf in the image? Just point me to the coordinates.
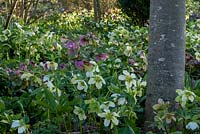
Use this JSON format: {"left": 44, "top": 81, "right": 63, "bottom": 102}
{"left": 0, "top": 99, "right": 5, "bottom": 112}
{"left": 118, "top": 126, "right": 135, "bottom": 134}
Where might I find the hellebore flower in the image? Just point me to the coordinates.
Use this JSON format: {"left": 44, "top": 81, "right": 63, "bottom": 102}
{"left": 186, "top": 122, "right": 199, "bottom": 130}
{"left": 66, "top": 40, "right": 78, "bottom": 49}
{"left": 118, "top": 70, "right": 136, "bottom": 89}
{"left": 43, "top": 75, "right": 54, "bottom": 89}
{"left": 66, "top": 40, "right": 79, "bottom": 55}
{"left": 60, "top": 63, "right": 67, "bottom": 70}
{"left": 79, "top": 35, "right": 89, "bottom": 46}
{"left": 75, "top": 60, "right": 85, "bottom": 70}
{"left": 98, "top": 109, "right": 120, "bottom": 128}
{"left": 100, "top": 101, "right": 115, "bottom": 110}
{"left": 88, "top": 75, "right": 106, "bottom": 89}
{"left": 11, "top": 120, "right": 27, "bottom": 134}
{"left": 77, "top": 80, "right": 88, "bottom": 92}
{"left": 96, "top": 53, "right": 108, "bottom": 62}
{"left": 175, "top": 89, "right": 196, "bottom": 107}
{"left": 73, "top": 106, "right": 87, "bottom": 120}
{"left": 124, "top": 46, "right": 132, "bottom": 57}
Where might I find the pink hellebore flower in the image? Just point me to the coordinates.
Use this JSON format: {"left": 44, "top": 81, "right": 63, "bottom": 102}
{"left": 66, "top": 40, "right": 78, "bottom": 50}
{"left": 128, "top": 59, "right": 135, "bottom": 65}
{"left": 66, "top": 40, "right": 79, "bottom": 55}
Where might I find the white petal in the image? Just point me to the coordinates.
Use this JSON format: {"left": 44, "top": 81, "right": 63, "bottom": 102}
{"left": 188, "top": 96, "right": 194, "bottom": 102}
{"left": 109, "top": 102, "right": 115, "bottom": 108}
{"left": 118, "top": 75, "right": 125, "bottom": 80}
{"left": 43, "top": 75, "right": 49, "bottom": 82}
{"left": 131, "top": 73, "right": 136, "bottom": 79}
{"left": 132, "top": 80, "right": 137, "bottom": 87}
{"left": 86, "top": 71, "right": 93, "bottom": 77}
{"left": 104, "top": 109, "right": 110, "bottom": 113}
{"left": 88, "top": 78, "right": 95, "bottom": 84}
{"left": 71, "top": 76, "right": 79, "bottom": 84}
{"left": 102, "top": 78, "right": 106, "bottom": 84}
{"left": 95, "top": 66, "right": 100, "bottom": 72}
{"left": 96, "top": 82, "right": 102, "bottom": 89}
{"left": 11, "top": 120, "right": 20, "bottom": 128}
{"left": 84, "top": 85, "right": 88, "bottom": 92}
{"left": 47, "top": 81, "right": 54, "bottom": 89}
{"left": 123, "top": 70, "right": 129, "bottom": 75}
{"left": 118, "top": 97, "right": 126, "bottom": 105}
{"left": 100, "top": 104, "right": 108, "bottom": 110}
{"left": 77, "top": 83, "right": 84, "bottom": 90}
{"left": 18, "top": 126, "right": 26, "bottom": 134}
{"left": 111, "top": 117, "right": 119, "bottom": 125}
{"left": 113, "top": 112, "right": 120, "bottom": 117}
{"left": 98, "top": 113, "right": 106, "bottom": 118}
{"left": 141, "top": 81, "right": 147, "bottom": 86}
{"left": 182, "top": 95, "right": 187, "bottom": 102}
{"left": 186, "top": 122, "right": 199, "bottom": 130}
{"left": 104, "top": 119, "right": 110, "bottom": 127}
{"left": 125, "top": 81, "right": 132, "bottom": 89}
{"left": 111, "top": 93, "right": 120, "bottom": 97}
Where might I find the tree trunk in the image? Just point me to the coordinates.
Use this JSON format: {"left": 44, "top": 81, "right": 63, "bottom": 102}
{"left": 5, "top": 0, "right": 18, "bottom": 29}
{"left": 93, "top": 0, "right": 101, "bottom": 22}
{"left": 145, "top": 0, "right": 185, "bottom": 131}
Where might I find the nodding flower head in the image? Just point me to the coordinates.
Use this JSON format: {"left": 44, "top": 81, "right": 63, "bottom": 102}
{"left": 66, "top": 40, "right": 78, "bottom": 50}
{"left": 96, "top": 53, "right": 108, "bottom": 62}
{"left": 75, "top": 60, "right": 85, "bottom": 70}
{"left": 79, "top": 35, "right": 89, "bottom": 46}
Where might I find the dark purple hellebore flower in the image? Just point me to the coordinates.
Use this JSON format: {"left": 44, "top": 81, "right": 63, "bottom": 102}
{"left": 96, "top": 53, "right": 108, "bottom": 62}
{"left": 14, "top": 69, "right": 22, "bottom": 76}
{"left": 30, "top": 61, "right": 36, "bottom": 66}
{"left": 20, "top": 63, "right": 27, "bottom": 70}
{"left": 75, "top": 60, "right": 84, "bottom": 70}
{"left": 6, "top": 68, "right": 12, "bottom": 75}
{"left": 79, "top": 35, "right": 89, "bottom": 46}
{"left": 60, "top": 63, "right": 67, "bottom": 70}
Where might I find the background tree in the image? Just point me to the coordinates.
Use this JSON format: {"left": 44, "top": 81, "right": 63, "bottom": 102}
{"left": 145, "top": 0, "right": 186, "bottom": 131}
{"left": 117, "top": 0, "right": 150, "bottom": 26}
{"left": 93, "top": 0, "right": 101, "bottom": 22}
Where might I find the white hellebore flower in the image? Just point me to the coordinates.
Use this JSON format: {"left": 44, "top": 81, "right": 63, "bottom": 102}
{"left": 186, "top": 122, "right": 199, "bottom": 130}
{"left": 114, "top": 58, "right": 121, "bottom": 68}
{"left": 43, "top": 75, "right": 54, "bottom": 89}
{"left": 89, "top": 61, "right": 100, "bottom": 73}
{"left": 86, "top": 71, "right": 94, "bottom": 78}
{"left": 175, "top": 89, "right": 196, "bottom": 107}
{"left": 88, "top": 75, "right": 106, "bottom": 89}
{"left": 20, "top": 73, "right": 34, "bottom": 81}
{"left": 117, "top": 97, "right": 127, "bottom": 105}
{"left": 11, "top": 120, "right": 27, "bottom": 134}
{"left": 77, "top": 80, "right": 88, "bottom": 92}
{"left": 46, "top": 61, "right": 58, "bottom": 70}
{"left": 86, "top": 61, "right": 100, "bottom": 78}
{"left": 71, "top": 75, "right": 79, "bottom": 84}
{"left": 111, "top": 94, "right": 127, "bottom": 105}
{"left": 100, "top": 101, "right": 115, "bottom": 110}
{"left": 124, "top": 46, "right": 132, "bottom": 57}
{"left": 118, "top": 70, "right": 136, "bottom": 89}
{"left": 98, "top": 109, "right": 120, "bottom": 128}
{"left": 73, "top": 106, "right": 87, "bottom": 120}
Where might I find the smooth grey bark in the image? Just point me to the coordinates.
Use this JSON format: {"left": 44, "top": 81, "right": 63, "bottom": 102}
{"left": 145, "top": 0, "right": 185, "bottom": 130}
